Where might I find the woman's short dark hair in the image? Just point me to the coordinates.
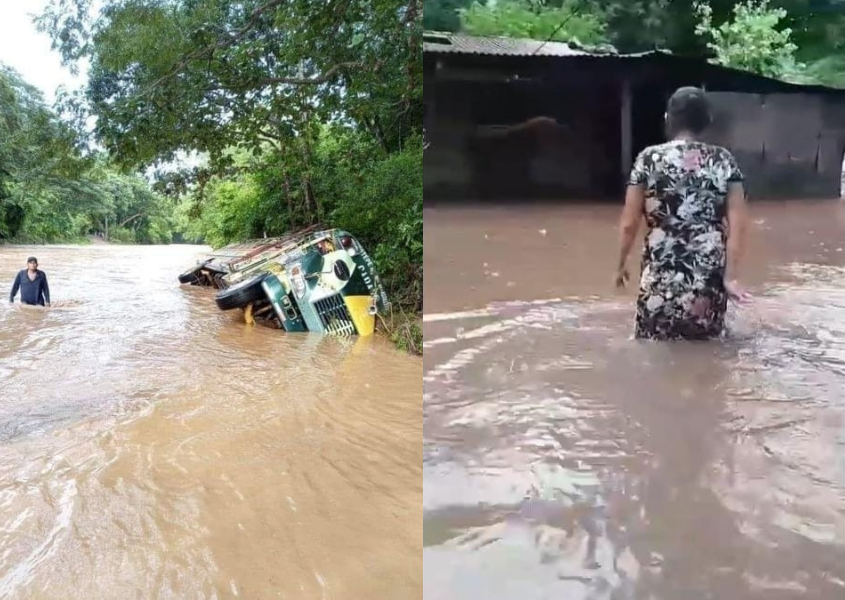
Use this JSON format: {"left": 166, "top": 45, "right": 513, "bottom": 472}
{"left": 666, "top": 87, "right": 712, "bottom": 135}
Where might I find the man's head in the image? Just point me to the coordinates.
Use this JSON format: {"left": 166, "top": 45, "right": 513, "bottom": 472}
{"left": 26, "top": 257, "right": 38, "bottom": 271}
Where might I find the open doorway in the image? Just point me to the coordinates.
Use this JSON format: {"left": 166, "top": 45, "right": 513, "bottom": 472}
{"left": 631, "top": 83, "right": 669, "bottom": 160}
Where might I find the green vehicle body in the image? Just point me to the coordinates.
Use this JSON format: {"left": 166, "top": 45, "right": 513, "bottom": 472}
{"left": 259, "top": 229, "right": 389, "bottom": 336}
{"left": 260, "top": 274, "right": 308, "bottom": 333}
{"left": 182, "top": 226, "right": 389, "bottom": 336}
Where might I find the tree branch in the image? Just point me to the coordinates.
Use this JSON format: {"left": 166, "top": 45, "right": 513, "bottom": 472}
{"left": 118, "top": 212, "right": 144, "bottom": 227}
{"left": 403, "top": 0, "right": 420, "bottom": 25}
{"left": 140, "top": 0, "right": 287, "bottom": 97}
{"left": 256, "top": 62, "right": 364, "bottom": 86}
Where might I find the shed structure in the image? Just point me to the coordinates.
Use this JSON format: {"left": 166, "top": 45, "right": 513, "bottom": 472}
{"left": 423, "top": 33, "right": 845, "bottom": 201}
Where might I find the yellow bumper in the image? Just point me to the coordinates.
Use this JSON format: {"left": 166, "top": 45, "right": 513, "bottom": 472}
{"left": 344, "top": 295, "right": 375, "bottom": 336}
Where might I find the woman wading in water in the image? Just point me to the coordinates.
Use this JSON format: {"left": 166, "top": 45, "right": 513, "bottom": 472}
{"left": 615, "top": 87, "right": 749, "bottom": 340}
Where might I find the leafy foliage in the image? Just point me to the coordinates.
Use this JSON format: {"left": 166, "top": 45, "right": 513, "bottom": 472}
{"left": 424, "top": 0, "right": 470, "bottom": 31}
{"left": 38, "top": 0, "right": 422, "bottom": 172}
{"left": 328, "top": 136, "right": 423, "bottom": 309}
{"left": 785, "top": 55, "right": 845, "bottom": 88}
{"left": 0, "top": 65, "right": 175, "bottom": 244}
{"left": 591, "top": 0, "right": 672, "bottom": 51}
{"left": 0, "top": 66, "right": 83, "bottom": 237}
{"left": 459, "top": 0, "right": 609, "bottom": 45}
{"left": 695, "top": 0, "right": 799, "bottom": 78}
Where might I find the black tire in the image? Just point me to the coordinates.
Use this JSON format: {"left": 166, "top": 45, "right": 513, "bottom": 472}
{"left": 215, "top": 273, "right": 268, "bottom": 311}
{"left": 178, "top": 264, "right": 202, "bottom": 284}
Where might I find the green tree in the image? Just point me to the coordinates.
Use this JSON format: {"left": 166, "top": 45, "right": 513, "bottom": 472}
{"left": 0, "top": 63, "right": 176, "bottom": 244}
{"left": 594, "top": 0, "right": 671, "bottom": 51}
{"left": 0, "top": 65, "right": 93, "bottom": 240}
{"left": 774, "top": 0, "right": 845, "bottom": 87}
{"left": 424, "top": 0, "right": 471, "bottom": 31}
{"left": 459, "top": 0, "right": 609, "bottom": 45}
{"left": 694, "top": 0, "right": 799, "bottom": 78}
{"left": 39, "top": 0, "right": 422, "bottom": 206}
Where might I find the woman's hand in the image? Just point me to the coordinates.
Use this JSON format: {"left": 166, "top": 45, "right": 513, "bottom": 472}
{"left": 614, "top": 267, "right": 630, "bottom": 289}
{"left": 725, "top": 279, "right": 751, "bottom": 304}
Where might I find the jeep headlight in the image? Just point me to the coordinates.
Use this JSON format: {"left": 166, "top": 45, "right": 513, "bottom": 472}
{"left": 290, "top": 264, "right": 306, "bottom": 298}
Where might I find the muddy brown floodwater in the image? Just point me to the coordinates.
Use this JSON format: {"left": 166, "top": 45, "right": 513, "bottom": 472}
{"left": 0, "top": 244, "right": 421, "bottom": 599}
{"left": 424, "top": 200, "right": 845, "bottom": 600}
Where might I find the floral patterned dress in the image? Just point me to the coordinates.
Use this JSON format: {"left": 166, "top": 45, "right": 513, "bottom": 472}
{"left": 629, "top": 140, "right": 744, "bottom": 340}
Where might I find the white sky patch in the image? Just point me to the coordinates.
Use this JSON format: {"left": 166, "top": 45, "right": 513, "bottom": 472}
{"left": 0, "top": 0, "right": 89, "bottom": 105}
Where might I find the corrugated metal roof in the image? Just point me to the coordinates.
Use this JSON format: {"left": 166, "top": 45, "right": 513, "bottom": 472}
{"left": 422, "top": 32, "right": 611, "bottom": 57}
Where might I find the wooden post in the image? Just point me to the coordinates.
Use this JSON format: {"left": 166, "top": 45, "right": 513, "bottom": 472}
{"left": 621, "top": 77, "right": 633, "bottom": 181}
{"left": 425, "top": 62, "right": 438, "bottom": 151}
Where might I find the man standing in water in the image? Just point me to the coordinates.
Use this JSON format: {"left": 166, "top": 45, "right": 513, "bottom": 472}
{"left": 9, "top": 257, "right": 51, "bottom": 307}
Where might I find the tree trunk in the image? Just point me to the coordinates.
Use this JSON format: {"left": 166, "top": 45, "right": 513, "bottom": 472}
{"left": 283, "top": 174, "right": 293, "bottom": 226}
{"left": 307, "top": 178, "right": 322, "bottom": 224}
{"left": 301, "top": 111, "right": 320, "bottom": 224}
{"left": 301, "top": 178, "right": 314, "bottom": 223}
{"left": 371, "top": 116, "right": 390, "bottom": 153}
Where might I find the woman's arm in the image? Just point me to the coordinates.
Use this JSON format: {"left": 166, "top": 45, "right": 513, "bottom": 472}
{"left": 616, "top": 184, "right": 645, "bottom": 286}
{"left": 724, "top": 181, "right": 748, "bottom": 284}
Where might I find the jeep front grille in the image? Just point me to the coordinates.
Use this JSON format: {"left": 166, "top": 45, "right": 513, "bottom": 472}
{"left": 314, "top": 294, "right": 356, "bottom": 336}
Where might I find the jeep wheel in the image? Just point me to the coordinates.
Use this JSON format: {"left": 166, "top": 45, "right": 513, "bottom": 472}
{"left": 178, "top": 264, "right": 203, "bottom": 284}
{"left": 215, "top": 274, "right": 269, "bottom": 310}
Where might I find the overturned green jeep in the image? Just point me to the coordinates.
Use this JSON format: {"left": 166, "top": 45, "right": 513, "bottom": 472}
{"left": 179, "top": 227, "right": 389, "bottom": 336}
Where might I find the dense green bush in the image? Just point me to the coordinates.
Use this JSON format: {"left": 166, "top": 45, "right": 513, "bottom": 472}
{"left": 459, "top": 0, "right": 609, "bottom": 46}
{"left": 0, "top": 66, "right": 175, "bottom": 244}
{"left": 106, "top": 227, "right": 136, "bottom": 244}
{"left": 328, "top": 140, "right": 423, "bottom": 309}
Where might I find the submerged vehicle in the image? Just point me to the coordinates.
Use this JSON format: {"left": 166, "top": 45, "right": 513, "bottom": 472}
{"left": 179, "top": 227, "right": 389, "bottom": 336}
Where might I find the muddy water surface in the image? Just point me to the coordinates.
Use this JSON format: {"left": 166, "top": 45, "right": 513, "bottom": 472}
{"left": 0, "top": 244, "right": 421, "bottom": 599}
{"left": 424, "top": 200, "right": 845, "bottom": 599}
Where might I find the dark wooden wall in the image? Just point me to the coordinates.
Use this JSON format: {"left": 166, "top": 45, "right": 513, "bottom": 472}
{"left": 705, "top": 92, "right": 845, "bottom": 198}
{"left": 424, "top": 54, "right": 845, "bottom": 202}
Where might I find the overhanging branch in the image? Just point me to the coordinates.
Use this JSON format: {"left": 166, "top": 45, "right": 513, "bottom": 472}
{"left": 118, "top": 212, "right": 144, "bottom": 227}
{"left": 140, "top": 0, "right": 288, "bottom": 97}
{"left": 257, "top": 62, "right": 364, "bottom": 86}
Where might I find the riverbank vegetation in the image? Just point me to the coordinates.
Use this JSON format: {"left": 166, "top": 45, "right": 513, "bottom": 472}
{"left": 0, "top": 66, "right": 174, "bottom": 244}
{"left": 426, "top": 0, "right": 845, "bottom": 87}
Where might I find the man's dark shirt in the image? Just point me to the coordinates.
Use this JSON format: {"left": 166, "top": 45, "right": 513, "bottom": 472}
{"left": 10, "top": 270, "right": 50, "bottom": 306}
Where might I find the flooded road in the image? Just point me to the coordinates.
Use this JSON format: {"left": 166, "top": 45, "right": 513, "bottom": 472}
{"left": 423, "top": 200, "right": 845, "bottom": 599}
{"left": 0, "top": 244, "right": 421, "bottom": 599}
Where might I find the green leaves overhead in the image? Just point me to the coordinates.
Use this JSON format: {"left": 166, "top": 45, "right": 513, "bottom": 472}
{"left": 695, "top": 0, "right": 799, "bottom": 78}
{"left": 458, "top": 0, "right": 609, "bottom": 46}
{"left": 40, "top": 0, "right": 422, "bottom": 172}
